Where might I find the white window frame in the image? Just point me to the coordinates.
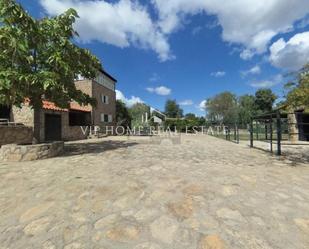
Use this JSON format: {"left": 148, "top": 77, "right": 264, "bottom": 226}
{"left": 101, "top": 95, "right": 109, "bottom": 104}
{"left": 101, "top": 113, "right": 111, "bottom": 123}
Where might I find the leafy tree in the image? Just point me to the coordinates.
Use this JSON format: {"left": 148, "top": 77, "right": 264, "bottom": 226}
{"left": 166, "top": 114, "right": 206, "bottom": 133}
{"left": 129, "top": 103, "right": 150, "bottom": 127}
{"left": 285, "top": 64, "right": 309, "bottom": 109}
{"left": 0, "top": 0, "right": 101, "bottom": 142}
{"left": 206, "top": 91, "right": 238, "bottom": 124}
{"left": 116, "top": 100, "right": 131, "bottom": 127}
{"left": 164, "top": 99, "right": 183, "bottom": 118}
{"left": 238, "top": 94, "right": 256, "bottom": 125}
{"left": 184, "top": 114, "right": 200, "bottom": 132}
{"left": 164, "top": 118, "right": 185, "bottom": 132}
{"left": 198, "top": 116, "right": 206, "bottom": 126}
{"left": 184, "top": 113, "right": 196, "bottom": 120}
{"left": 254, "top": 89, "right": 277, "bottom": 113}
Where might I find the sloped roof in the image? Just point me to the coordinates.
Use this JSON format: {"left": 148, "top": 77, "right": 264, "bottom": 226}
{"left": 42, "top": 101, "right": 91, "bottom": 112}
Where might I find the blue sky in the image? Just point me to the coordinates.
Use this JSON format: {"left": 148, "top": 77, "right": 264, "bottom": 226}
{"left": 18, "top": 0, "right": 309, "bottom": 115}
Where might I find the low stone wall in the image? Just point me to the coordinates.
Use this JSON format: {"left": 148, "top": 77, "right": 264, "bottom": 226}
{"left": 0, "top": 126, "right": 33, "bottom": 146}
{"left": 63, "top": 126, "right": 89, "bottom": 141}
{"left": 0, "top": 141, "right": 64, "bottom": 162}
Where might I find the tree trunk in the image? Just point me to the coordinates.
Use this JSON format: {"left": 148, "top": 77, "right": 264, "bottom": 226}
{"left": 33, "top": 106, "right": 42, "bottom": 144}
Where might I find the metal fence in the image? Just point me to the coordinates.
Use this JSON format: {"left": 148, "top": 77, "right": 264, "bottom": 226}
{"left": 207, "top": 124, "right": 240, "bottom": 144}
{"left": 0, "top": 119, "right": 24, "bottom": 126}
{"left": 250, "top": 111, "right": 309, "bottom": 155}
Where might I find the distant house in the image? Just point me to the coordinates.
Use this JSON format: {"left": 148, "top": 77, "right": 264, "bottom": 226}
{"left": 0, "top": 69, "right": 117, "bottom": 142}
{"left": 150, "top": 107, "right": 166, "bottom": 124}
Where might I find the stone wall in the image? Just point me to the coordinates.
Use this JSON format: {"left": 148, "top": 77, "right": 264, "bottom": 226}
{"left": 75, "top": 79, "right": 93, "bottom": 96}
{"left": 63, "top": 126, "right": 89, "bottom": 141}
{"left": 11, "top": 105, "right": 34, "bottom": 127}
{"left": 0, "top": 141, "right": 64, "bottom": 162}
{"left": 0, "top": 126, "right": 33, "bottom": 146}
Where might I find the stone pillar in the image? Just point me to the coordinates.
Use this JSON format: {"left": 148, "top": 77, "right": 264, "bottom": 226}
{"left": 288, "top": 112, "right": 299, "bottom": 143}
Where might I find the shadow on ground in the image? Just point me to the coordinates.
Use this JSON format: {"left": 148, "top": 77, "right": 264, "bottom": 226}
{"left": 62, "top": 140, "right": 139, "bottom": 157}
{"left": 243, "top": 141, "right": 309, "bottom": 166}
{"left": 282, "top": 151, "right": 309, "bottom": 166}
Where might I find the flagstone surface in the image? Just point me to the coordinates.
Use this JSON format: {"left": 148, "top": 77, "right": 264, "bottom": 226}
{"left": 0, "top": 135, "right": 308, "bottom": 249}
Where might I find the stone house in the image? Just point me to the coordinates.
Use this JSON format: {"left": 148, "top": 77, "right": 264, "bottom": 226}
{"left": 0, "top": 69, "right": 117, "bottom": 142}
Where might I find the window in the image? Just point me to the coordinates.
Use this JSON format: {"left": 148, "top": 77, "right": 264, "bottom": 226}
{"left": 101, "top": 114, "right": 113, "bottom": 123}
{"left": 69, "top": 111, "right": 91, "bottom": 126}
{"left": 101, "top": 94, "right": 109, "bottom": 104}
{"left": 101, "top": 113, "right": 109, "bottom": 123}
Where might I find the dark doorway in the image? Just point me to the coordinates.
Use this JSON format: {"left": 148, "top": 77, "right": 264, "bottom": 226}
{"left": 45, "top": 114, "right": 62, "bottom": 141}
{"left": 0, "top": 105, "right": 11, "bottom": 120}
{"left": 69, "top": 110, "right": 91, "bottom": 126}
{"left": 298, "top": 113, "right": 309, "bottom": 141}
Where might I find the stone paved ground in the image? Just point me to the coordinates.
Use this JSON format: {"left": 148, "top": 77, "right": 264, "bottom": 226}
{"left": 0, "top": 135, "right": 309, "bottom": 249}
{"left": 240, "top": 140, "right": 309, "bottom": 165}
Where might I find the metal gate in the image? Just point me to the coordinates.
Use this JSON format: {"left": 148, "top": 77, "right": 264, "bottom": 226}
{"left": 250, "top": 111, "right": 309, "bottom": 155}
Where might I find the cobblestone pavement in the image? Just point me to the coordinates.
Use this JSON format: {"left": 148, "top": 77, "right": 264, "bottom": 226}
{"left": 0, "top": 135, "right": 309, "bottom": 249}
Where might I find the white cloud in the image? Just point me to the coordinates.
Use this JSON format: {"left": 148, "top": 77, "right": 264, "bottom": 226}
{"left": 240, "top": 49, "right": 255, "bottom": 60}
{"left": 241, "top": 65, "right": 261, "bottom": 77}
{"left": 179, "top": 99, "right": 193, "bottom": 106}
{"left": 269, "top": 31, "right": 309, "bottom": 70}
{"left": 198, "top": 100, "right": 207, "bottom": 111}
{"left": 146, "top": 86, "right": 171, "bottom": 95}
{"left": 116, "top": 90, "right": 143, "bottom": 107}
{"left": 149, "top": 73, "right": 160, "bottom": 82}
{"left": 40, "top": 0, "right": 173, "bottom": 61}
{"left": 40, "top": 0, "right": 309, "bottom": 62}
{"left": 250, "top": 74, "right": 283, "bottom": 88}
{"left": 211, "top": 71, "right": 226, "bottom": 77}
{"left": 152, "top": 0, "right": 309, "bottom": 57}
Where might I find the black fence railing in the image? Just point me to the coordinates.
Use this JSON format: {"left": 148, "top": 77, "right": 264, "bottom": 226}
{"left": 207, "top": 124, "right": 240, "bottom": 144}
{"left": 250, "top": 111, "right": 309, "bottom": 155}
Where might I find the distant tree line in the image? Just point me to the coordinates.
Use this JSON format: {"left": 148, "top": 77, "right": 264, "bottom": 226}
{"left": 205, "top": 88, "right": 277, "bottom": 126}
{"left": 204, "top": 64, "right": 309, "bottom": 126}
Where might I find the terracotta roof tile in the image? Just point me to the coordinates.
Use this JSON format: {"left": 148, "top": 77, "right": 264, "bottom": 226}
{"left": 42, "top": 101, "right": 91, "bottom": 112}
{"left": 69, "top": 102, "right": 91, "bottom": 112}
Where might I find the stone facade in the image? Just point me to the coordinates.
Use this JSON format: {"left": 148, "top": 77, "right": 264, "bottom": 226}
{"left": 11, "top": 105, "right": 34, "bottom": 127}
{"left": 0, "top": 141, "right": 64, "bottom": 162}
{"left": 288, "top": 113, "right": 299, "bottom": 142}
{"left": 10, "top": 70, "right": 116, "bottom": 142}
{"left": 74, "top": 79, "right": 92, "bottom": 96}
{"left": 92, "top": 80, "right": 116, "bottom": 127}
{"left": 9, "top": 106, "right": 89, "bottom": 143}
{"left": 35, "top": 109, "right": 89, "bottom": 142}
{"left": 287, "top": 111, "right": 309, "bottom": 142}
{"left": 75, "top": 77, "right": 116, "bottom": 128}
{"left": 0, "top": 126, "right": 33, "bottom": 146}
